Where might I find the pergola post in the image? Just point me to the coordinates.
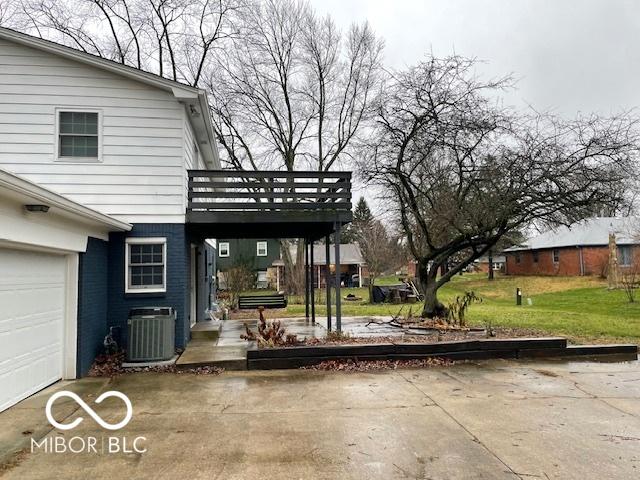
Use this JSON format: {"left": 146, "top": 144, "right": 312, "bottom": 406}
{"left": 325, "top": 235, "right": 332, "bottom": 331}
{"left": 304, "top": 238, "right": 309, "bottom": 321}
{"left": 334, "top": 223, "right": 342, "bottom": 332}
{"left": 310, "top": 239, "right": 315, "bottom": 324}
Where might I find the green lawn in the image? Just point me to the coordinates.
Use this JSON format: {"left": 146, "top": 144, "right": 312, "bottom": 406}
{"left": 276, "top": 273, "right": 640, "bottom": 344}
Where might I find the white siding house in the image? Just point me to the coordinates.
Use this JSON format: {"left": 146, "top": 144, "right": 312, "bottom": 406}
{"left": 0, "top": 26, "right": 221, "bottom": 409}
{"left": 0, "top": 27, "right": 219, "bottom": 224}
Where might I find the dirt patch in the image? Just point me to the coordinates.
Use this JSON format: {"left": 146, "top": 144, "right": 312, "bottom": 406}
{"left": 88, "top": 353, "right": 223, "bottom": 377}
{"left": 302, "top": 357, "right": 455, "bottom": 372}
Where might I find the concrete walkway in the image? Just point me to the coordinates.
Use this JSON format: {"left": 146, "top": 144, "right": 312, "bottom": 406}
{"left": 1, "top": 357, "right": 639, "bottom": 479}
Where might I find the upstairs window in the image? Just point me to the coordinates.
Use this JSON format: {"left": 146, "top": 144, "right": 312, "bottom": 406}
{"left": 257, "top": 241, "right": 268, "bottom": 257}
{"left": 552, "top": 249, "right": 560, "bottom": 263}
{"left": 125, "top": 238, "right": 166, "bottom": 293}
{"left": 219, "top": 242, "right": 230, "bottom": 257}
{"left": 57, "top": 110, "right": 100, "bottom": 160}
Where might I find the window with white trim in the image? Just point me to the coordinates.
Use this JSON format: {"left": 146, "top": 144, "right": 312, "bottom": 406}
{"left": 257, "top": 241, "right": 268, "bottom": 257}
{"left": 552, "top": 249, "right": 560, "bottom": 263}
{"left": 219, "top": 242, "right": 230, "bottom": 257}
{"left": 125, "top": 238, "right": 166, "bottom": 293}
{"left": 57, "top": 110, "right": 101, "bottom": 160}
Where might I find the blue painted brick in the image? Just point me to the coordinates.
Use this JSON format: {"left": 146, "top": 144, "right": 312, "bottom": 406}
{"left": 107, "top": 224, "right": 192, "bottom": 352}
{"left": 77, "top": 236, "right": 109, "bottom": 376}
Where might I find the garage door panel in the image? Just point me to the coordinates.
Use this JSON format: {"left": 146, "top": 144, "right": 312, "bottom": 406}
{"left": 0, "top": 248, "right": 66, "bottom": 412}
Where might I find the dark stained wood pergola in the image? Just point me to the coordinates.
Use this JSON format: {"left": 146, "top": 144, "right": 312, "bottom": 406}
{"left": 186, "top": 170, "right": 353, "bottom": 330}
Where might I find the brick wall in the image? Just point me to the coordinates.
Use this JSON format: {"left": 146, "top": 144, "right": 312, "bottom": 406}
{"left": 581, "top": 247, "right": 609, "bottom": 276}
{"left": 107, "top": 224, "right": 191, "bottom": 351}
{"left": 505, "top": 247, "right": 581, "bottom": 275}
{"left": 504, "top": 245, "right": 629, "bottom": 276}
{"left": 77, "top": 236, "right": 109, "bottom": 376}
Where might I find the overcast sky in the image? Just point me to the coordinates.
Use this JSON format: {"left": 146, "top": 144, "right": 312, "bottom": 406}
{"left": 310, "top": 0, "right": 640, "bottom": 116}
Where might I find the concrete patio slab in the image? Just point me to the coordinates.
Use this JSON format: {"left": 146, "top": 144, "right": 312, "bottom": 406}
{"left": 176, "top": 340, "right": 247, "bottom": 370}
{"left": 2, "top": 358, "right": 639, "bottom": 479}
{"left": 190, "top": 320, "right": 221, "bottom": 340}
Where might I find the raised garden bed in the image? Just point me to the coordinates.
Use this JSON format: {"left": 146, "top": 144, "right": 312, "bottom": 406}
{"left": 246, "top": 337, "right": 638, "bottom": 370}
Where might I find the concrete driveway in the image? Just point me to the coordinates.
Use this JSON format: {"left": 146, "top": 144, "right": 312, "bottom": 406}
{"left": 1, "top": 358, "right": 639, "bottom": 479}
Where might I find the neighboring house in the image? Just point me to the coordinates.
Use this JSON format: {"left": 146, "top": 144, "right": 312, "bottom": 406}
{"left": 216, "top": 238, "right": 280, "bottom": 289}
{"left": 273, "top": 243, "right": 368, "bottom": 288}
{"left": 474, "top": 255, "right": 506, "bottom": 274}
{"left": 0, "top": 27, "right": 220, "bottom": 411}
{"left": 503, "top": 217, "right": 640, "bottom": 276}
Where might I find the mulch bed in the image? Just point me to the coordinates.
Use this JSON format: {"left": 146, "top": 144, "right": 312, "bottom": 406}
{"left": 301, "top": 357, "right": 455, "bottom": 372}
{"left": 87, "top": 352, "right": 223, "bottom": 377}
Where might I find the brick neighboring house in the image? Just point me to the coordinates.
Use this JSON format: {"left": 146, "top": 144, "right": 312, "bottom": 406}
{"left": 273, "top": 243, "right": 369, "bottom": 288}
{"left": 504, "top": 217, "right": 640, "bottom": 276}
{"left": 474, "top": 255, "right": 506, "bottom": 274}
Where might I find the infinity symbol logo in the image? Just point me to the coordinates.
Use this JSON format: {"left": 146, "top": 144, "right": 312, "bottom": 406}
{"left": 45, "top": 391, "right": 133, "bottom": 431}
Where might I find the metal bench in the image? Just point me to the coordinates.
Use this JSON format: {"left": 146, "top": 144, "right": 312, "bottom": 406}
{"left": 238, "top": 294, "right": 288, "bottom": 310}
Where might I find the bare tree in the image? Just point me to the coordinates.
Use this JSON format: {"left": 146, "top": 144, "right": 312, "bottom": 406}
{"left": 619, "top": 260, "right": 640, "bottom": 303}
{"left": 220, "top": 263, "right": 255, "bottom": 310}
{"left": 13, "top": 0, "right": 239, "bottom": 87}
{"left": 206, "top": 0, "right": 383, "bottom": 294}
{"left": 356, "top": 219, "right": 402, "bottom": 301}
{"left": 361, "top": 55, "right": 639, "bottom": 318}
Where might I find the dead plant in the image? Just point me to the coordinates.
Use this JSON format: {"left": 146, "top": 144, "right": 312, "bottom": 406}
{"left": 241, "top": 307, "right": 299, "bottom": 347}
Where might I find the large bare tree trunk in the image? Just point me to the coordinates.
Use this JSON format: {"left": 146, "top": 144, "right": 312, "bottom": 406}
{"left": 419, "top": 261, "right": 447, "bottom": 318}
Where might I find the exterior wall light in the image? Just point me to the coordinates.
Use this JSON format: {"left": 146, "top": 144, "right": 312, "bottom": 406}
{"left": 25, "top": 204, "right": 50, "bottom": 213}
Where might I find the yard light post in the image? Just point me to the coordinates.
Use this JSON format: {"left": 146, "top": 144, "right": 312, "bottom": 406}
{"left": 516, "top": 287, "right": 522, "bottom": 306}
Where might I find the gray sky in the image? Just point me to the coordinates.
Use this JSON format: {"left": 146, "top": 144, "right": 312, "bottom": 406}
{"left": 310, "top": 0, "right": 640, "bottom": 116}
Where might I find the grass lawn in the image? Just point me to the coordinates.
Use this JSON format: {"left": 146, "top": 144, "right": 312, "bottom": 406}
{"left": 268, "top": 273, "right": 640, "bottom": 345}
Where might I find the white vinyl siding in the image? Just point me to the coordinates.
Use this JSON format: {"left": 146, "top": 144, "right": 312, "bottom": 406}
{"left": 0, "top": 39, "right": 187, "bottom": 223}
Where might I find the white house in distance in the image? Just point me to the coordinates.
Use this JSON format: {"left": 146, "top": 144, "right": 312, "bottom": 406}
{"left": 0, "top": 27, "right": 220, "bottom": 412}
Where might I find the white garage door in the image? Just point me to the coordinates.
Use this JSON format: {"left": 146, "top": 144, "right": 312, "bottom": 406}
{"left": 0, "top": 248, "right": 66, "bottom": 412}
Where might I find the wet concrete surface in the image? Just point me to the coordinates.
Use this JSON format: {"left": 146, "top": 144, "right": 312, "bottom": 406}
{"left": 1, "top": 357, "right": 639, "bottom": 479}
{"left": 218, "top": 315, "right": 444, "bottom": 346}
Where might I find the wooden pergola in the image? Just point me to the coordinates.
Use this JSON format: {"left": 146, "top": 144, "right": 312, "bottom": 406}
{"left": 186, "top": 170, "right": 353, "bottom": 330}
